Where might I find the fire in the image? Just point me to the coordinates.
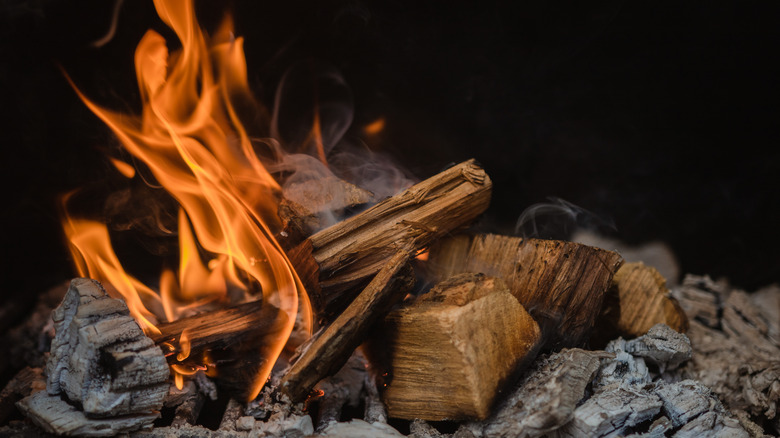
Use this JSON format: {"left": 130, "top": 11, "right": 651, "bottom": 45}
{"left": 61, "top": 0, "right": 311, "bottom": 400}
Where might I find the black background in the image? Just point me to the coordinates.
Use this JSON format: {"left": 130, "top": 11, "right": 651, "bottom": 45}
{"left": 2, "top": 1, "right": 779, "bottom": 317}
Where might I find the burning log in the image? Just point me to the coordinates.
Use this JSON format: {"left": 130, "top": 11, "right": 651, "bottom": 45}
{"left": 288, "top": 159, "right": 492, "bottom": 318}
{"left": 426, "top": 233, "right": 624, "bottom": 348}
{"left": 598, "top": 262, "right": 689, "bottom": 338}
{"left": 368, "top": 273, "right": 542, "bottom": 421}
{"left": 280, "top": 250, "right": 416, "bottom": 402}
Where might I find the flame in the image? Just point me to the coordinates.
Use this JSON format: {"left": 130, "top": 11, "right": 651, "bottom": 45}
{"left": 61, "top": 0, "right": 311, "bottom": 401}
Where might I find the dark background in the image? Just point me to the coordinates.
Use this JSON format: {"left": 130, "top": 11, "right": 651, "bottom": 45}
{"left": 2, "top": 1, "right": 779, "bottom": 320}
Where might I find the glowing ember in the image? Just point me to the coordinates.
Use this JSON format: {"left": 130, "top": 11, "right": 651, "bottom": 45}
{"left": 60, "top": 0, "right": 311, "bottom": 400}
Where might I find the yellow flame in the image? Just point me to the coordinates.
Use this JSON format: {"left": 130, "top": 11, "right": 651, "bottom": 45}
{"left": 61, "top": 0, "right": 312, "bottom": 401}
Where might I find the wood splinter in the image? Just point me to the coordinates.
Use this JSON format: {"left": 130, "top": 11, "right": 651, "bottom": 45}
{"left": 280, "top": 250, "right": 416, "bottom": 403}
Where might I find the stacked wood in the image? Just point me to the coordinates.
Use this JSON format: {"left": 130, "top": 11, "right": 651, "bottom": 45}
{"left": 368, "top": 273, "right": 542, "bottom": 421}
{"left": 280, "top": 250, "right": 415, "bottom": 402}
{"left": 289, "top": 159, "right": 492, "bottom": 318}
{"left": 425, "top": 233, "right": 623, "bottom": 348}
{"left": 43, "top": 278, "right": 169, "bottom": 417}
{"left": 597, "top": 262, "right": 689, "bottom": 339}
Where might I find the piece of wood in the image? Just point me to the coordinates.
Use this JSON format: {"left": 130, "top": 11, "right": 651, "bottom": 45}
{"left": 672, "top": 275, "right": 780, "bottom": 424}
{"left": 280, "top": 250, "right": 415, "bottom": 403}
{"left": 290, "top": 159, "right": 492, "bottom": 317}
{"left": 45, "top": 278, "right": 169, "bottom": 417}
{"left": 426, "top": 233, "right": 623, "bottom": 348}
{"left": 370, "top": 273, "right": 542, "bottom": 421}
{"left": 0, "top": 367, "right": 44, "bottom": 424}
{"left": 17, "top": 390, "right": 159, "bottom": 437}
{"left": 598, "top": 262, "right": 688, "bottom": 339}
{"left": 480, "top": 348, "right": 611, "bottom": 438}
{"left": 278, "top": 176, "right": 374, "bottom": 248}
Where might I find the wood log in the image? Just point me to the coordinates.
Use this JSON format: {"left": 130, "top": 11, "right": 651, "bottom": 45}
{"left": 425, "top": 233, "right": 623, "bottom": 348}
{"left": 596, "top": 262, "right": 689, "bottom": 340}
{"left": 280, "top": 250, "right": 415, "bottom": 402}
{"left": 289, "top": 159, "right": 492, "bottom": 318}
{"left": 369, "top": 273, "right": 542, "bottom": 421}
{"left": 45, "top": 278, "right": 169, "bottom": 417}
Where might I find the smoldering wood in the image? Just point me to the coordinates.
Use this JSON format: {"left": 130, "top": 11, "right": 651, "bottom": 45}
{"left": 426, "top": 233, "right": 624, "bottom": 348}
{"left": 369, "top": 273, "right": 542, "bottom": 421}
{"left": 17, "top": 390, "right": 159, "bottom": 437}
{"left": 44, "top": 278, "right": 169, "bottom": 418}
{"left": 479, "top": 348, "right": 612, "bottom": 438}
{"left": 0, "top": 367, "right": 43, "bottom": 424}
{"left": 314, "top": 351, "right": 368, "bottom": 430}
{"left": 598, "top": 262, "right": 689, "bottom": 338}
{"left": 150, "top": 300, "right": 285, "bottom": 361}
{"left": 280, "top": 250, "right": 415, "bottom": 403}
{"left": 671, "top": 275, "right": 780, "bottom": 426}
{"left": 277, "top": 176, "right": 375, "bottom": 248}
{"left": 288, "top": 159, "right": 492, "bottom": 318}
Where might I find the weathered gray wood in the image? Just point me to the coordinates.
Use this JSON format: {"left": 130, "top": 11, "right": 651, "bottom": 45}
{"left": 314, "top": 352, "right": 368, "bottom": 431}
{"left": 480, "top": 348, "right": 612, "bottom": 438}
{"left": 672, "top": 275, "right": 780, "bottom": 423}
{"left": 46, "top": 278, "right": 169, "bottom": 417}
{"left": 555, "top": 388, "right": 662, "bottom": 437}
{"left": 17, "top": 390, "right": 159, "bottom": 437}
{"left": 0, "top": 367, "right": 43, "bottom": 424}
{"left": 315, "top": 419, "right": 405, "bottom": 437}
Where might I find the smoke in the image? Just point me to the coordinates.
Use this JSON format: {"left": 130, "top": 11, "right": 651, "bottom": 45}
{"left": 267, "top": 60, "right": 415, "bottom": 216}
{"left": 514, "top": 197, "right": 616, "bottom": 240}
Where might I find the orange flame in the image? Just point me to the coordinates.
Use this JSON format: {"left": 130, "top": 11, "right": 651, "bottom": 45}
{"left": 61, "top": 0, "right": 311, "bottom": 401}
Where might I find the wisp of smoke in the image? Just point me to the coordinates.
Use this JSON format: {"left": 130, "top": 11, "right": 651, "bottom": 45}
{"left": 514, "top": 197, "right": 616, "bottom": 240}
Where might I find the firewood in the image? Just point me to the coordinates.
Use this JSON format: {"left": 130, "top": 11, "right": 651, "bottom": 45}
{"left": 0, "top": 367, "right": 43, "bottom": 424}
{"left": 598, "top": 262, "right": 688, "bottom": 338}
{"left": 150, "top": 299, "right": 287, "bottom": 363}
{"left": 481, "top": 348, "right": 612, "bottom": 437}
{"left": 288, "top": 159, "right": 492, "bottom": 318}
{"left": 44, "top": 278, "right": 169, "bottom": 417}
{"left": 426, "top": 233, "right": 623, "bottom": 348}
{"left": 17, "top": 390, "right": 160, "bottom": 437}
{"left": 369, "top": 273, "right": 542, "bottom": 421}
{"left": 280, "top": 250, "right": 415, "bottom": 402}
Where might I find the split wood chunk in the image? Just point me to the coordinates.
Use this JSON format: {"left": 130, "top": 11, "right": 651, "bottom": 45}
{"left": 290, "top": 159, "right": 492, "bottom": 318}
{"left": 371, "top": 273, "right": 541, "bottom": 421}
{"left": 280, "top": 250, "right": 415, "bottom": 402}
{"left": 426, "top": 233, "right": 623, "bottom": 348}
{"left": 599, "top": 262, "right": 689, "bottom": 338}
{"left": 45, "top": 278, "right": 169, "bottom": 417}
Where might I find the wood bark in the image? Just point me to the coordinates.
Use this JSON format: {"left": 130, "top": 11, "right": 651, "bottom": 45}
{"left": 370, "top": 273, "right": 542, "bottom": 421}
{"left": 45, "top": 278, "right": 169, "bottom": 417}
{"left": 289, "top": 159, "right": 492, "bottom": 318}
{"left": 280, "top": 250, "right": 415, "bottom": 402}
{"left": 426, "top": 233, "right": 623, "bottom": 348}
{"left": 597, "top": 262, "right": 688, "bottom": 339}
